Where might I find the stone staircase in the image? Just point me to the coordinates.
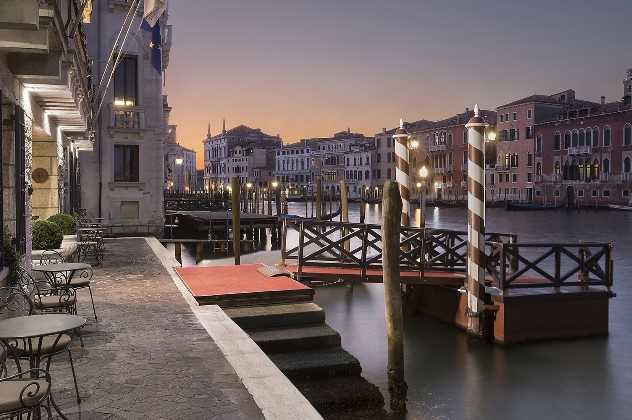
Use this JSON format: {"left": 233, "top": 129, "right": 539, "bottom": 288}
{"left": 225, "top": 302, "right": 387, "bottom": 419}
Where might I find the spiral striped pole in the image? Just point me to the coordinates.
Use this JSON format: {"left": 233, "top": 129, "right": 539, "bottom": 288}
{"left": 394, "top": 119, "right": 411, "bottom": 226}
{"left": 465, "top": 104, "right": 488, "bottom": 336}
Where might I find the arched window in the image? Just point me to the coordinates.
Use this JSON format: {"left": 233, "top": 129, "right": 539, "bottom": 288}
{"left": 625, "top": 157, "right": 631, "bottom": 173}
{"left": 586, "top": 129, "right": 592, "bottom": 147}
{"left": 579, "top": 130, "right": 585, "bottom": 146}
{"left": 564, "top": 132, "right": 571, "bottom": 149}
{"left": 537, "top": 162, "right": 542, "bottom": 176}
{"left": 603, "top": 158, "right": 610, "bottom": 174}
{"left": 554, "top": 161, "right": 560, "bottom": 174}
{"left": 553, "top": 133, "right": 561, "bottom": 150}
{"left": 625, "top": 124, "right": 632, "bottom": 146}
{"left": 572, "top": 131, "right": 578, "bottom": 147}
{"left": 593, "top": 128, "right": 599, "bottom": 147}
{"left": 604, "top": 127, "right": 611, "bottom": 146}
{"left": 448, "top": 133, "right": 453, "bottom": 145}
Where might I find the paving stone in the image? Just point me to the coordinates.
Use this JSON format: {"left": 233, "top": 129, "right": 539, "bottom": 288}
{"left": 48, "top": 238, "right": 263, "bottom": 419}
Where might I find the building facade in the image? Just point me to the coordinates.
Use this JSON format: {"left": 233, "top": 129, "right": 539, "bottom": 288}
{"left": 203, "top": 122, "right": 281, "bottom": 188}
{"left": 534, "top": 72, "right": 632, "bottom": 206}
{"left": 1, "top": 0, "right": 92, "bottom": 277}
{"left": 80, "top": 1, "right": 172, "bottom": 233}
{"left": 164, "top": 122, "right": 196, "bottom": 193}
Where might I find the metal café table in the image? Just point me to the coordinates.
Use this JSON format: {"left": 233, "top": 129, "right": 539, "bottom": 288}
{"left": 0, "top": 314, "right": 86, "bottom": 419}
{"left": 32, "top": 262, "right": 93, "bottom": 288}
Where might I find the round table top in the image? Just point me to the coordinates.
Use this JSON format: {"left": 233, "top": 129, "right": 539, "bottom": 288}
{"left": 32, "top": 262, "right": 92, "bottom": 273}
{"left": 0, "top": 315, "right": 86, "bottom": 339}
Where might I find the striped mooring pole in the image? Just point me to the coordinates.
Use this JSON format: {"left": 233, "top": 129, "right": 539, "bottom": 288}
{"left": 394, "top": 119, "right": 411, "bottom": 226}
{"left": 465, "top": 104, "right": 488, "bottom": 336}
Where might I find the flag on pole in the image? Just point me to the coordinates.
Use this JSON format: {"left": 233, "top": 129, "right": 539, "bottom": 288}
{"left": 142, "top": 19, "right": 162, "bottom": 73}
{"left": 143, "top": 0, "right": 166, "bottom": 28}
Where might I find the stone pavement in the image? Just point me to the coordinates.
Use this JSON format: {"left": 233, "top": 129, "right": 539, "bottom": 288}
{"left": 51, "top": 238, "right": 263, "bottom": 419}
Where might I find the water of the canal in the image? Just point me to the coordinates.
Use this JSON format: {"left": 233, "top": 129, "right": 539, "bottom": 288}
{"left": 182, "top": 202, "right": 632, "bottom": 420}
{"left": 306, "top": 203, "right": 632, "bottom": 420}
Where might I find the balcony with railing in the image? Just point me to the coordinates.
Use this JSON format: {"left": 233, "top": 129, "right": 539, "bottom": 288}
{"left": 567, "top": 146, "right": 592, "bottom": 156}
{"left": 110, "top": 106, "right": 146, "bottom": 131}
{"left": 429, "top": 143, "right": 448, "bottom": 152}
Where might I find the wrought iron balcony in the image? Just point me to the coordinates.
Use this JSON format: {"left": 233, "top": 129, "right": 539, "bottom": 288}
{"left": 110, "top": 106, "right": 145, "bottom": 130}
{"left": 567, "top": 146, "right": 592, "bottom": 156}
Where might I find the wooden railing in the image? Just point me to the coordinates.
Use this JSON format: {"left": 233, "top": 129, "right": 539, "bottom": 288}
{"left": 282, "top": 219, "right": 514, "bottom": 281}
{"left": 487, "top": 242, "right": 613, "bottom": 291}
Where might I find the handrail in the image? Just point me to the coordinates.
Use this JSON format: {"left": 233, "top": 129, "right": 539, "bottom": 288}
{"left": 487, "top": 242, "right": 613, "bottom": 291}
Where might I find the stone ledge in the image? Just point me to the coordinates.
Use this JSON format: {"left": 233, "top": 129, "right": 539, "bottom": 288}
{"left": 145, "top": 237, "right": 323, "bottom": 420}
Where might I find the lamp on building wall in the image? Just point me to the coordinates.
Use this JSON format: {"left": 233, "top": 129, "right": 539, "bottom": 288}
{"left": 175, "top": 157, "right": 184, "bottom": 165}
{"left": 409, "top": 138, "right": 419, "bottom": 150}
{"left": 271, "top": 181, "right": 279, "bottom": 189}
{"left": 486, "top": 129, "right": 497, "bottom": 141}
{"left": 419, "top": 165, "right": 429, "bottom": 179}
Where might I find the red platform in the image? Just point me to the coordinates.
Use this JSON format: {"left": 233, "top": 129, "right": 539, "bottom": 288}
{"left": 175, "top": 264, "right": 314, "bottom": 307}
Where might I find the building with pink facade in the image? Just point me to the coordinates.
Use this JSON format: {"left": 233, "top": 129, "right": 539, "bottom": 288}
{"left": 533, "top": 70, "right": 632, "bottom": 206}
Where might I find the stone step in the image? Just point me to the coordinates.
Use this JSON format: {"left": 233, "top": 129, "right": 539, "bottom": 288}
{"left": 293, "top": 376, "right": 385, "bottom": 416}
{"left": 269, "top": 348, "right": 361, "bottom": 380}
{"left": 225, "top": 302, "right": 325, "bottom": 330}
{"left": 249, "top": 324, "right": 340, "bottom": 353}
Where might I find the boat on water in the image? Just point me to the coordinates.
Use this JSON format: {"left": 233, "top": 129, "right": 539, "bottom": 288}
{"left": 608, "top": 204, "right": 632, "bottom": 211}
{"left": 506, "top": 202, "right": 564, "bottom": 211}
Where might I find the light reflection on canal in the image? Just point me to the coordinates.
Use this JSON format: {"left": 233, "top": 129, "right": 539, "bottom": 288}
{"left": 294, "top": 203, "right": 632, "bottom": 420}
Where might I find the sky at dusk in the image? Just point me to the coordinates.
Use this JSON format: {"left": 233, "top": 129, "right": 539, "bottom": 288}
{"left": 165, "top": 0, "right": 632, "bottom": 167}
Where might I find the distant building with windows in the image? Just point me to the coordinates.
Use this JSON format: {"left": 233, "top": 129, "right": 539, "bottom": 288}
{"left": 533, "top": 70, "right": 632, "bottom": 206}
{"left": 203, "top": 122, "right": 281, "bottom": 188}
{"left": 274, "top": 129, "right": 373, "bottom": 198}
{"left": 81, "top": 2, "right": 172, "bottom": 233}
{"left": 164, "top": 117, "right": 196, "bottom": 193}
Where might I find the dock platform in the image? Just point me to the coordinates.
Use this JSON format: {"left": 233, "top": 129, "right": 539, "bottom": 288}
{"left": 175, "top": 264, "right": 314, "bottom": 307}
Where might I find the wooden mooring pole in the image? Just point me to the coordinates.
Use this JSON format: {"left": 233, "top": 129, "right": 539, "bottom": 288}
{"left": 316, "top": 178, "right": 323, "bottom": 220}
{"left": 231, "top": 176, "right": 241, "bottom": 265}
{"left": 382, "top": 180, "right": 407, "bottom": 412}
{"left": 340, "top": 181, "right": 349, "bottom": 253}
{"left": 465, "top": 104, "right": 488, "bottom": 337}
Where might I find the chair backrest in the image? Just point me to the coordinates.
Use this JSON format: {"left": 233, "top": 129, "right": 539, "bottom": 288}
{"left": 39, "top": 250, "right": 64, "bottom": 266}
{"left": 0, "top": 286, "right": 31, "bottom": 320}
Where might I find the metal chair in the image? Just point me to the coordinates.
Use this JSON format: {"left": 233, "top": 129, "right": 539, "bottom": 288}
{"left": 77, "top": 229, "right": 103, "bottom": 264}
{"left": 0, "top": 285, "right": 82, "bottom": 405}
{"left": 0, "top": 342, "right": 53, "bottom": 420}
{"left": 39, "top": 251, "right": 98, "bottom": 321}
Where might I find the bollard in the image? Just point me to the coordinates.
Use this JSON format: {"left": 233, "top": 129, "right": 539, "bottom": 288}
{"left": 465, "top": 104, "right": 488, "bottom": 337}
{"left": 231, "top": 176, "right": 241, "bottom": 265}
{"left": 174, "top": 242, "right": 182, "bottom": 266}
{"left": 381, "top": 180, "right": 407, "bottom": 412}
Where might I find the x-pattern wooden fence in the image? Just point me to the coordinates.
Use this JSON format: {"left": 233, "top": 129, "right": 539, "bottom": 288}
{"left": 487, "top": 242, "right": 613, "bottom": 291}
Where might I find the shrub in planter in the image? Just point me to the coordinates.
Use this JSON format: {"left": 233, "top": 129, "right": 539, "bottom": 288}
{"left": 32, "top": 220, "right": 63, "bottom": 250}
{"left": 47, "top": 213, "right": 76, "bottom": 235}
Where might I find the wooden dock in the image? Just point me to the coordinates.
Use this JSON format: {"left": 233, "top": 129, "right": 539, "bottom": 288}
{"left": 175, "top": 264, "right": 313, "bottom": 307}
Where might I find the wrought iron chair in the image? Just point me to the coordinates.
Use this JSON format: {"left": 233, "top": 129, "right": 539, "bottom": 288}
{"left": 39, "top": 251, "right": 98, "bottom": 321}
{"left": 77, "top": 228, "right": 103, "bottom": 265}
{"left": 15, "top": 267, "right": 77, "bottom": 317}
{"left": 0, "top": 285, "right": 82, "bottom": 405}
{"left": 0, "top": 288, "right": 56, "bottom": 417}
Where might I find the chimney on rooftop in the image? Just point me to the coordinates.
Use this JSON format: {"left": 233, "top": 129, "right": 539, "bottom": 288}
{"left": 601, "top": 96, "right": 606, "bottom": 105}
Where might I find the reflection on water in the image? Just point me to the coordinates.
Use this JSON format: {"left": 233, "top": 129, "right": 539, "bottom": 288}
{"left": 290, "top": 203, "right": 632, "bottom": 420}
